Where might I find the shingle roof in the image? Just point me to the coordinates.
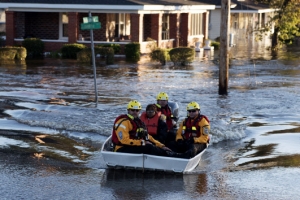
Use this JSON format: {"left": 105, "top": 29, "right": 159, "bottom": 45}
{"left": 195, "top": 0, "right": 271, "bottom": 10}
{"left": 231, "top": 0, "right": 270, "bottom": 11}
{"left": 0, "top": 0, "right": 214, "bottom": 6}
{"left": 0, "top": 0, "right": 272, "bottom": 12}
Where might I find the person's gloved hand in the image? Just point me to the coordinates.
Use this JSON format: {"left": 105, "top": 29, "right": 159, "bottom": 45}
{"left": 187, "top": 137, "right": 194, "bottom": 145}
{"left": 160, "top": 114, "right": 167, "bottom": 122}
{"left": 162, "top": 146, "right": 172, "bottom": 152}
{"left": 145, "top": 141, "right": 153, "bottom": 145}
{"left": 177, "top": 139, "right": 184, "bottom": 145}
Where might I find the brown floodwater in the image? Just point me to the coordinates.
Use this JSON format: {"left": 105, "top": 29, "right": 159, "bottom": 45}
{"left": 1, "top": 42, "right": 300, "bottom": 199}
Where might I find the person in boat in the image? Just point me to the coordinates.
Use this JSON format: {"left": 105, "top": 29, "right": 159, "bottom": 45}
{"left": 140, "top": 104, "right": 168, "bottom": 144}
{"left": 169, "top": 101, "right": 210, "bottom": 158}
{"left": 111, "top": 100, "right": 187, "bottom": 158}
{"left": 154, "top": 92, "right": 178, "bottom": 144}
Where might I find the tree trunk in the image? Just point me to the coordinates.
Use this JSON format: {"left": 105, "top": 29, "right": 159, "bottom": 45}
{"left": 271, "top": 0, "right": 291, "bottom": 50}
{"left": 271, "top": 26, "right": 279, "bottom": 49}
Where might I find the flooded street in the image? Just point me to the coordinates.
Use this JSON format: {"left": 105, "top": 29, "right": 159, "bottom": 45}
{"left": 1, "top": 43, "right": 300, "bottom": 199}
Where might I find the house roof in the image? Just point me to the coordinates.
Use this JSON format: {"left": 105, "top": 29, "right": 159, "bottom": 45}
{"left": 0, "top": 0, "right": 212, "bottom": 5}
{"left": 0, "top": 0, "right": 274, "bottom": 14}
{"left": 0, "top": 0, "right": 216, "bottom": 13}
{"left": 198, "top": 0, "right": 273, "bottom": 13}
{"left": 231, "top": 0, "right": 273, "bottom": 13}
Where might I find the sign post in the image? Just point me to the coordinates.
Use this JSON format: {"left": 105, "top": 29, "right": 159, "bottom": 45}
{"left": 80, "top": 12, "right": 101, "bottom": 107}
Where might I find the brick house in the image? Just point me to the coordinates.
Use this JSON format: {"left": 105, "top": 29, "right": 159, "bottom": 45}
{"left": 0, "top": 0, "right": 215, "bottom": 53}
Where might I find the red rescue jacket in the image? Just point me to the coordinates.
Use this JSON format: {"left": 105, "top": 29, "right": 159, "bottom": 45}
{"left": 155, "top": 104, "right": 173, "bottom": 131}
{"left": 182, "top": 114, "right": 209, "bottom": 140}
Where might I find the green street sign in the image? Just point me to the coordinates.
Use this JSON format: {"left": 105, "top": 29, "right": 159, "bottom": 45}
{"left": 83, "top": 16, "right": 99, "bottom": 23}
{"left": 83, "top": 17, "right": 88, "bottom": 23}
{"left": 92, "top": 16, "right": 99, "bottom": 22}
{"left": 80, "top": 22, "right": 101, "bottom": 30}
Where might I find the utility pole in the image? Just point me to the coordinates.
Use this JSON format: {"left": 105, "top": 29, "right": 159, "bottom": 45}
{"left": 219, "top": 0, "right": 230, "bottom": 95}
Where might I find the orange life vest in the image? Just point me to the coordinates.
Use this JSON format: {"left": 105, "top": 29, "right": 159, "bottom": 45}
{"left": 140, "top": 112, "right": 161, "bottom": 136}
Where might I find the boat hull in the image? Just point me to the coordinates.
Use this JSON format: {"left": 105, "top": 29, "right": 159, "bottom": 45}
{"left": 101, "top": 136, "right": 206, "bottom": 173}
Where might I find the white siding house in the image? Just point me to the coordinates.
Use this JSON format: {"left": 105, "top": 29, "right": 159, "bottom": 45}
{"left": 208, "top": 0, "right": 275, "bottom": 46}
{"left": 209, "top": 9, "right": 222, "bottom": 40}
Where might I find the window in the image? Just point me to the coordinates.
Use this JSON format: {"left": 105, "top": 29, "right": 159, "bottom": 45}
{"left": 190, "top": 13, "right": 203, "bottom": 36}
{"left": 59, "top": 13, "right": 68, "bottom": 39}
{"left": 107, "top": 13, "right": 130, "bottom": 39}
{"left": 162, "top": 14, "right": 169, "bottom": 40}
{"left": 119, "top": 13, "right": 131, "bottom": 37}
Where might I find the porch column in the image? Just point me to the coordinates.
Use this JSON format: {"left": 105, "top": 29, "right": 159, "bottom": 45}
{"left": 5, "top": 11, "right": 15, "bottom": 46}
{"left": 180, "top": 13, "right": 189, "bottom": 47}
{"left": 68, "top": 12, "right": 78, "bottom": 43}
{"left": 169, "top": 13, "right": 180, "bottom": 47}
{"left": 130, "top": 13, "right": 144, "bottom": 43}
{"left": 203, "top": 11, "right": 209, "bottom": 40}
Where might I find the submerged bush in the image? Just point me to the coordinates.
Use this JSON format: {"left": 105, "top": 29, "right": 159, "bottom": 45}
{"left": 22, "top": 38, "right": 44, "bottom": 58}
{"left": 0, "top": 48, "right": 17, "bottom": 60}
{"left": 210, "top": 41, "right": 220, "bottom": 50}
{"left": 0, "top": 46, "right": 26, "bottom": 60}
{"left": 61, "top": 43, "right": 87, "bottom": 59}
{"left": 77, "top": 46, "right": 114, "bottom": 65}
{"left": 124, "top": 42, "right": 140, "bottom": 62}
{"left": 169, "top": 47, "right": 195, "bottom": 66}
{"left": 150, "top": 48, "right": 170, "bottom": 65}
{"left": 77, "top": 49, "right": 92, "bottom": 63}
{"left": 97, "top": 44, "right": 120, "bottom": 54}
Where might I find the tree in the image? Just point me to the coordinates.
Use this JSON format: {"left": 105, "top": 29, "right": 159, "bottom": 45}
{"left": 255, "top": 0, "right": 300, "bottom": 50}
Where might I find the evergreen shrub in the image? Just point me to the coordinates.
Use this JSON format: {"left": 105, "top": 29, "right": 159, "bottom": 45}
{"left": 77, "top": 49, "right": 92, "bottom": 63}
{"left": 210, "top": 41, "right": 220, "bottom": 50}
{"left": 150, "top": 48, "right": 170, "bottom": 65}
{"left": 77, "top": 46, "right": 114, "bottom": 65}
{"left": 104, "top": 47, "right": 114, "bottom": 65}
{"left": 61, "top": 43, "right": 87, "bottom": 59}
{"left": 97, "top": 44, "right": 120, "bottom": 54}
{"left": 0, "top": 48, "right": 17, "bottom": 60}
{"left": 124, "top": 42, "right": 140, "bottom": 62}
{"left": 0, "top": 46, "right": 26, "bottom": 60}
{"left": 169, "top": 47, "right": 195, "bottom": 66}
{"left": 22, "top": 38, "right": 44, "bottom": 58}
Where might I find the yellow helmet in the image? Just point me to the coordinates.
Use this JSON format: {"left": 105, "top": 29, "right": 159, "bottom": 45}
{"left": 127, "top": 100, "right": 142, "bottom": 110}
{"left": 156, "top": 92, "right": 169, "bottom": 100}
{"left": 186, "top": 101, "right": 200, "bottom": 110}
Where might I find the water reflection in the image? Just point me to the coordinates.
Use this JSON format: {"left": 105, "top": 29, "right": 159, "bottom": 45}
{"left": 183, "top": 173, "right": 208, "bottom": 196}
{"left": 194, "top": 50, "right": 214, "bottom": 62}
{"left": 238, "top": 154, "right": 300, "bottom": 169}
{"left": 234, "top": 116, "right": 300, "bottom": 169}
{"left": 0, "top": 130, "right": 95, "bottom": 164}
{"left": 0, "top": 60, "right": 27, "bottom": 74}
{"left": 101, "top": 169, "right": 209, "bottom": 199}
